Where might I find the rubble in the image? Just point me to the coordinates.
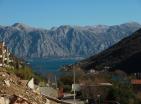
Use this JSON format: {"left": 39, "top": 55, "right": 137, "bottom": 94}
{"left": 18, "top": 80, "right": 28, "bottom": 87}
{"left": 0, "top": 68, "right": 58, "bottom": 104}
{"left": 45, "top": 99, "right": 50, "bottom": 104}
{"left": 2, "top": 74, "right": 6, "bottom": 77}
{"left": 10, "top": 95, "right": 31, "bottom": 104}
{"left": 0, "top": 96, "right": 10, "bottom": 104}
{"left": 4, "top": 80, "right": 10, "bottom": 87}
{"left": 27, "top": 78, "right": 34, "bottom": 90}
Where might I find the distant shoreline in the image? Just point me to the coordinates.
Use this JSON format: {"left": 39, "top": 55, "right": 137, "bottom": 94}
{"left": 26, "top": 57, "right": 80, "bottom": 76}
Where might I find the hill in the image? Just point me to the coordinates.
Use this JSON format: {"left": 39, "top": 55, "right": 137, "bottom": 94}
{"left": 78, "top": 28, "right": 141, "bottom": 73}
{"left": 0, "top": 22, "right": 140, "bottom": 59}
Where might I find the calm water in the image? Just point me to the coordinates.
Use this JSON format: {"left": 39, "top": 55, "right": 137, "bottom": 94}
{"left": 27, "top": 58, "right": 81, "bottom": 76}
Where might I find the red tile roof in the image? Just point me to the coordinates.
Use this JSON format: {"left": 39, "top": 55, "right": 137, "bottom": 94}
{"left": 131, "top": 80, "right": 141, "bottom": 84}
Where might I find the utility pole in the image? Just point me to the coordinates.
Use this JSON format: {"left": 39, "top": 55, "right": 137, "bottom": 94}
{"left": 73, "top": 66, "right": 76, "bottom": 104}
{"left": 55, "top": 75, "right": 57, "bottom": 89}
{"left": 97, "top": 94, "right": 101, "bottom": 104}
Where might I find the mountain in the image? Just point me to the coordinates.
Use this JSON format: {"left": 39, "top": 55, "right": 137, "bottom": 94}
{"left": 0, "top": 22, "right": 141, "bottom": 59}
{"left": 77, "top": 28, "right": 141, "bottom": 73}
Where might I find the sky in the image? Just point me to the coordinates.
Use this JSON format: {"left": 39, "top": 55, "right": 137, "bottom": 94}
{"left": 0, "top": 0, "right": 141, "bottom": 29}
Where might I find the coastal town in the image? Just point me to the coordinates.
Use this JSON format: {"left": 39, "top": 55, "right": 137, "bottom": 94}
{"left": 0, "top": 42, "right": 141, "bottom": 104}
{"left": 0, "top": 0, "right": 141, "bottom": 103}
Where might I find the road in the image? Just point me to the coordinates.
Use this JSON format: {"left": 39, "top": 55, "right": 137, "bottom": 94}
{"left": 62, "top": 93, "right": 84, "bottom": 104}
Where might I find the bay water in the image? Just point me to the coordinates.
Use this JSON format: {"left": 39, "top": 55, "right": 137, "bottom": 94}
{"left": 27, "top": 58, "right": 82, "bottom": 76}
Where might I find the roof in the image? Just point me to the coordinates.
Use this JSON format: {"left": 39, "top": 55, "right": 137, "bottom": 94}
{"left": 131, "top": 79, "right": 141, "bottom": 85}
{"left": 38, "top": 86, "right": 57, "bottom": 97}
{"left": 98, "top": 83, "right": 112, "bottom": 86}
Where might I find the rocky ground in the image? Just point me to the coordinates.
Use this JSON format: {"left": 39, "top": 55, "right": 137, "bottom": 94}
{"left": 0, "top": 68, "right": 57, "bottom": 104}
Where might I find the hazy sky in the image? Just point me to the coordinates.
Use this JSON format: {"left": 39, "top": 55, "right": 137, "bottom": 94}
{"left": 0, "top": 0, "right": 141, "bottom": 28}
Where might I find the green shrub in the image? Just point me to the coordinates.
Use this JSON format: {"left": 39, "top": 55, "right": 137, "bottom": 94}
{"left": 106, "top": 81, "right": 139, "bottom": 104}
{"left": 6, "top": 66, "right": 45, "bottom": 83}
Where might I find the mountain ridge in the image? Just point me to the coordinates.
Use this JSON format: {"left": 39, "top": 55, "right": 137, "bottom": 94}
{"left": 0, "top": 22, "right": 141, "bottom": 59}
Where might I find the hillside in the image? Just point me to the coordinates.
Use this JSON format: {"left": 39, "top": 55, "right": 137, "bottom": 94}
{"left": 0, "top": 68, "right": 47, "bottom": 104}
{"left": 78, "top": 28, "right": 141, "bottom": 73}
{"left": 0, "top": 67, "right": 63, "bottom": 104}
{"left": 0, "top": 22, "right": 140, "bottom": 59}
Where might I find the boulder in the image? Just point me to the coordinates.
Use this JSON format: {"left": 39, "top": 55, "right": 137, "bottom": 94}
{"left": 0, "top": 97, "right": 10, "bottom": 104}
{"left": 45, "top": 99, "right": 50, "bottom": 104}
{"left": 4, "top": 80, "right": 10, "bottom": 87}
{"left": 27, "top": 78, "right": 34, "bottom": 90}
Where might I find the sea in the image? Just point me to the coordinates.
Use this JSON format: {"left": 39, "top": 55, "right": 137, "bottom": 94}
{"left": 27, "top": 57, "right": 83, "bottom": 76}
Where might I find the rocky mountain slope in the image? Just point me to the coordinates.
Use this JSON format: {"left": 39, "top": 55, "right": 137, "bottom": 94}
{"left": 0, "top": 68, "right": 48, "bottom": 104}
{"left": 77, "top": 28, "right": 141, "bottom": 73}
{"left": 0, "top": 22, "right": 141, "bottom": 59}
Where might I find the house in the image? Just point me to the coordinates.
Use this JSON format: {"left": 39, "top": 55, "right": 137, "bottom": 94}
{"left": 0, "top": 42, "right": 11, "bottom": 67}
{"left": 72, "top": 84, "right": 81, "bottom": 92}
{"left": 131, "top": 79, "right": 141, "bottom": 92}
{"left": 80, "top": 82, "right": 112, "bottom": 100}
{"left": 131, "top": 79, "right": 141, "bottom": 85}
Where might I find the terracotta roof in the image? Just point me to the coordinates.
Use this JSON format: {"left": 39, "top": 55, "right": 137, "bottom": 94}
{"left": 131, "top": 79, "right": 141, "bottom": 84}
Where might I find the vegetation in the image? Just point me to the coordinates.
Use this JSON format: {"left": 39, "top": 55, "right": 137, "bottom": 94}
{"left": 6, "top": 66, "right": 46, "bottom": 84}
{"left": 58, "top": 68, "right": 85, "bottom": 92}
{"left": 58, "top": 69, "right": 141, "bottom": 103}
{"left": 106, "top": 81, "right": 140, "bottom": 104}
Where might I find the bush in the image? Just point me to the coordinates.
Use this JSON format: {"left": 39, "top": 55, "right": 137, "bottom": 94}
{"left": 106, "top": 81, "right": 138, "bottom": 104}
{"left": 6, "top": 66, "right": 45, "bottom": 83}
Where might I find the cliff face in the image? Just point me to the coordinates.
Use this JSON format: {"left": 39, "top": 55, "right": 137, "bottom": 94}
{"left": 78, "top": 29, "right": 141, "bottom": 73}
{"left": 0, "top": 22, "right": 140, "bottom": 59}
